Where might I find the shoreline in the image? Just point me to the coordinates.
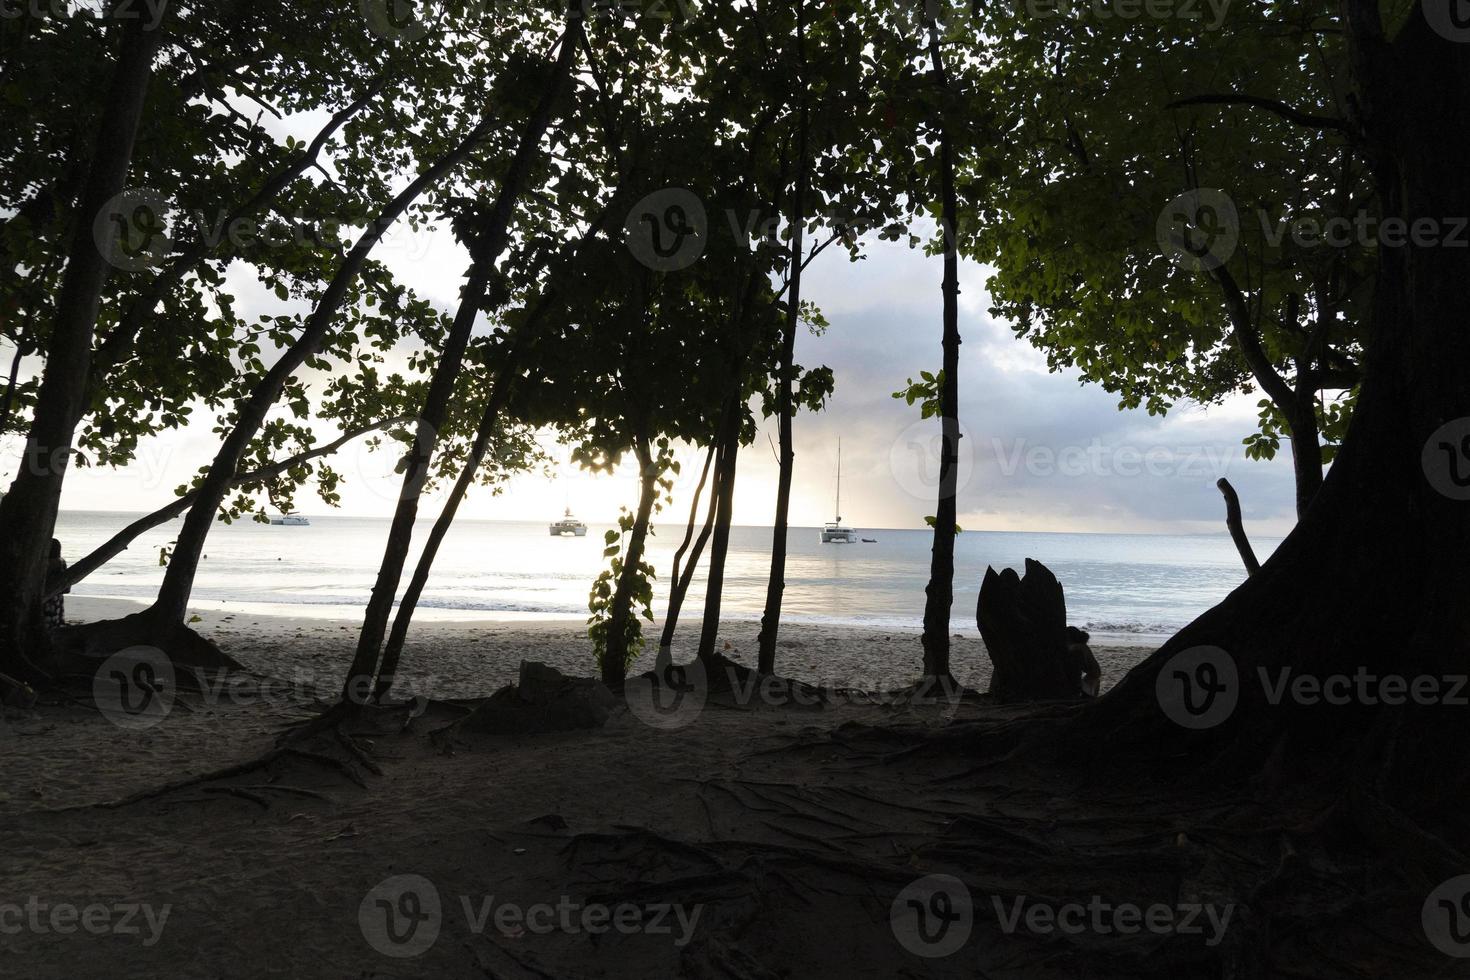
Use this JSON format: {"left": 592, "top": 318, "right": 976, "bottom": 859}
{"left": 64, "top": 596, "right": 1160, "bottom": 700}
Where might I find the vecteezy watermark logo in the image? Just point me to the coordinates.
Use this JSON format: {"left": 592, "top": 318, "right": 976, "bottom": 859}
{"left": 991, "top": 438, "right": 1233, "bottom": 480}
{"left": 624, "top": 659, "right": 709, "bottom": 731}
{"left": 624, "top": 188, "right": 707, "bottom": 271}
{"left": 890, "top": 419, "right": 974, "bottom": 501}
{"left": 890, "top": 874, "right": 973, "bottom": 958}
{"left": 1156, "top": 645, "right": 1237, "bottom": 729}
{"left": 360, "top": 0, "right": 434, "bottom": 41}
{"left": 1157, "top": 188, "right": 1239, "bottom": 272}
{"left": 93, "top": 187, "right": 171, "bottom": 272}
{"left": 992, "top": 895, "right": 1233, "bottom": 946}
{"left": 0, "top": 0, "right": 171, "bottom": 30}
{"left": 93, "top": 646, "right": 175, "bottom": 731}
{"left": 359, "top": 874, "right": 442, "bottom": 958}
{"left": 358, "top": 876, "right": 702, "bottom": 955}
{"left": 1023, "top": 0, "right": 1233, "bottom": 29}
{"left": 0, "top": 898, "right": 171, "bottom": 947}
{"left": 1424, "top": 0, "right": 1470, "bottom": 42}
{"left": 1422, "top": 418, "right": 1470, "bottom": 501}
{"left": 1257, "top": 667, "right": 1469, "bottom": 707}
{"left": 1424, "top": 875, "right": 1470, "bottom": 957}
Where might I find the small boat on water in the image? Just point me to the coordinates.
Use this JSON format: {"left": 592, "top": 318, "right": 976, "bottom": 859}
{"left": 549, "top": 508, "right": 587, "bottom": 537}
{"left": 270, "top": 513, "right": 310, "bottom": 526}
{"left": 820, "top": 439, "right": 859, "bottom": 544}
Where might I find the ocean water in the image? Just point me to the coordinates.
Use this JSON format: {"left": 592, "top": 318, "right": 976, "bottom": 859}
{"left": 51, "top": 511, "right": 1278, "bottom": 645}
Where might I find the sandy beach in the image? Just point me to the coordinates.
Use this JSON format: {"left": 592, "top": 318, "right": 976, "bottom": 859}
{"left": 0, "top": 598, "right": 1186, "bottom": 980}
{"left": 59, "top": 596, "right": 1156, "bottom": 703}
{"left": 0, "top": 595, "right": 1155, "bottom": 822}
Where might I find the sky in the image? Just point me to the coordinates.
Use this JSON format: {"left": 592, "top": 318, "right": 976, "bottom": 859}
{"left": 21, "top": 218, "right": 1299, "bottom": 537}
{"left": 0, "top": 91, "right": 1305, "bottom": 538}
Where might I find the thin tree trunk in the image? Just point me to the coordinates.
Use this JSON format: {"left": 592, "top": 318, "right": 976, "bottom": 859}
{"left": 373, "top": 178, "right": 626, "bottom": 701}
{"left": 147, "top": 119, "right": 496, "bottom": 626}
{"left": 1285, "top": 399, "right": 1325, "bottom": 519}
{"left": 0, "top": 341, "right": 22, "bottom": 431}
{"left": 341, "top": 16, "right": 579, "bottom": 703}
{"left": 372, "top": 366, "right": 521, "bottom": 701}
{"left": 49, "top": 418, "right": 404, "bottom": 598}
{"left": 0, "top": 12, "right": 164, "bottom": 673}
{"left": 757, "top": 35, "right": 810, "bottom": 676}
{"left": 920, "top": 18, "right": 961, "bottom": 681}
{"left": 604, "top": 437, "right": 657, "bottom": 684}
{"left": 696, "top": 402, "right": 741, "bottom": 663}
{"left": 657, "top": 440, "right": 717, "bottom": 662}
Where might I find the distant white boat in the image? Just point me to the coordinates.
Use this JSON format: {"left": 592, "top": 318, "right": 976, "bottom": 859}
{"left": 270, "top": 513, "right": 310, "bottom": 526}
{"left": 821, "top": 439, "right": 858, "bottom": 544}
{"left": 549, "top": 508, "right": 587, "bottom": 537}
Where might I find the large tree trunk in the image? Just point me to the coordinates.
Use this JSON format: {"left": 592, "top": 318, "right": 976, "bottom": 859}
{"left": 756, "top": 66, "right": 809, "bottom": 677}
{"left": 603, "top": 437, "right": 658, "bottom": 684}
{"left": 919, "top": 18, "right": 961, "bottom": 681}
{"left": 341, "top": 18, "right": 578, "bottom": 704}
{"left": 0, "top": 12, "right": 163, "bottom": 678}
{"left": 696, "top": 404, "right": 742, "bottom": 663}
{"left": 1070, "top": 5, "right": 1470, "bottom": 827}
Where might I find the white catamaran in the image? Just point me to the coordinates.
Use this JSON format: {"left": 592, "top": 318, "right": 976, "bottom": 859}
{"left": 820, "top": 439, "right": 858, "bottom": 543}
{"left": 549, "top": 507, "right": 588, "bottom": 537}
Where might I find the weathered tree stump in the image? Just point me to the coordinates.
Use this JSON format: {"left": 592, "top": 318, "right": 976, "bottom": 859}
{"left": 978, "top": 558, "right": 1086, "bottom": 702}
{"left": 460, "top": 661, "right": 616, "bottom": 735}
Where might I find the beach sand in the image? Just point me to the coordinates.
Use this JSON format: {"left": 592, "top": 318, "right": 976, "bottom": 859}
{"left": 60, "top": 595, "right": 1157, "bottom": 701}
{"left": 0, "top": 597, "right": 1172, "bottom": 978}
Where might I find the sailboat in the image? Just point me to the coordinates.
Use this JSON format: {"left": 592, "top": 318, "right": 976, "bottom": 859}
{"left": 549, "top": 506, "right": 587, "bottom": 537}
{"left": 820, "top": 439, "right": 858, "bottom": 543}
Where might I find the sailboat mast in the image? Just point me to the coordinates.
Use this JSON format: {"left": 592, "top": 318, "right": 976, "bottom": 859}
{"left": 836, "top": 438, "right": 841, "bottom": 521}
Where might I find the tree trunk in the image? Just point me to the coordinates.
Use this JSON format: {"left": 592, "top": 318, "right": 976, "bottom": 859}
{"left": 0, "top": 13, "right": 163, "bottom": 676}
{"left": 0, "top": 341, "right": 23, "bottom": 431}
{"left": 1069, "top": 6, "right": 1470, "bottom": 813}
{"left": 371, "top": 367, "right": 520, "bottom": 702}
{"left": 147, "top": 121, "right": 495, "bottom": 627}
{"left": 656, "top": 440, "right": 718, "bottom": 665}
{"left": 373, "top": 180, "right": 626, "bottom": 702}
{"left": 604, "top": 438, "right": 658, "bottom": 684}
{"left": 696, "top": 403, "right": 741, "bottom": 663}
{"left": 919, "top": 19, "right": 961, "bottom": 681}
{"left": 1284, "top": 398, "right": 1325, "bottom": 520}
{"left": 756, "top": 56, "right": 810, "bottom": 677}
{"left": 341, "top": 18, "right": 578, "bottom": 704}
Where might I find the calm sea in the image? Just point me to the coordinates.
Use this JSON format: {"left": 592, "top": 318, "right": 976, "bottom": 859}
{"left": 51, "top": 511, "right": 1278, "bottom": 646}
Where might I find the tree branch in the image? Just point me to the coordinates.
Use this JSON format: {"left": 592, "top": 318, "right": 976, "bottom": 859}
{"left": 1211, "top": 264, "right": 1297, "bottom": 409}
{"left": 1166, "top": 93, "right": 1348, "bottom": 132}
{"left": 48, "top": 417, "right": 407, "bottom": 597}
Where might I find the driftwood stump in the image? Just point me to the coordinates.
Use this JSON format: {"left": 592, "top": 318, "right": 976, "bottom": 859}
{"left": 978, "top": 558, "right": 1088, "bottom": 702}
